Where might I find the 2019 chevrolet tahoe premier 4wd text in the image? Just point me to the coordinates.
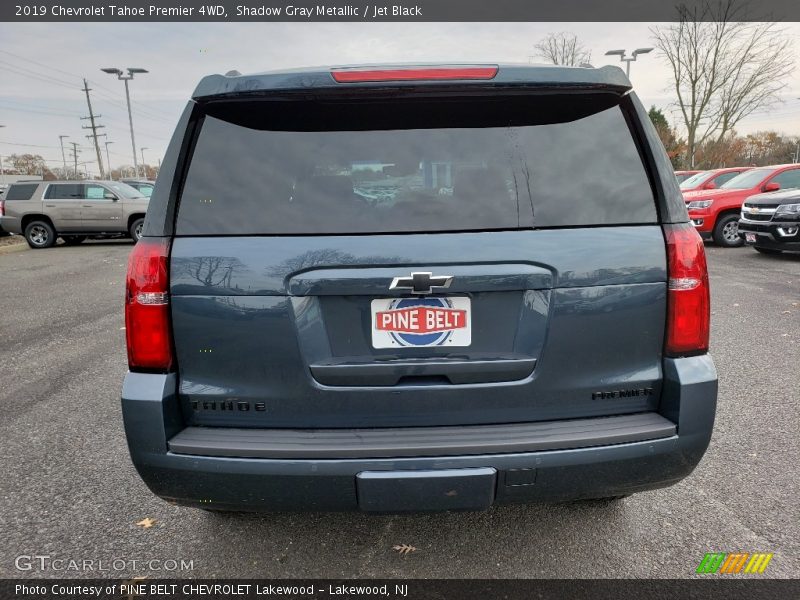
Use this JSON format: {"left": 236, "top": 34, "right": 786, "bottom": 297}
{"left": 121, "top": 64, "right": 717, "bottom": 513}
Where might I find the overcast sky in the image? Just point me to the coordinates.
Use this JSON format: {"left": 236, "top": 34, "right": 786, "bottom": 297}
{"left": 1, "top": 22, "right": 799, "bottom": 175}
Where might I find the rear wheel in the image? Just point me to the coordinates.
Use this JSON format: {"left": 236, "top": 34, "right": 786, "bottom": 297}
{"left": 129, "top": 218, "right": 145, "bottom": 242}
{"left": 24, "top": 220, "right": 56, "bottom": 249}
{"left": 712, "top": 214, "right": 744, "bottom": 247}
{"left": 754, "top": 245, "right": 781, "bottom": 255}
{"left": 62, "top": 235, "right": 87, "bottom": 246}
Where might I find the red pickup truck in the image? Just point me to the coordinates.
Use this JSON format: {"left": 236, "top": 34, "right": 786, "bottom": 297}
{"left": 684, "top": 164, "right": 800, "bottom": 246}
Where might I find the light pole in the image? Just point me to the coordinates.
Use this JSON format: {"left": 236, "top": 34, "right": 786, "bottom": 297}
{"left": 105, "top": 141, "right": 114, "bottom": 179}
{"left": 605, "top": 48, "right": 653, "bottom": 78}
{"left": 101, "top": 67, "right": 148, "bottom": 178}
{"left": 140, "top": 147, "right": 148, "bottom": 178}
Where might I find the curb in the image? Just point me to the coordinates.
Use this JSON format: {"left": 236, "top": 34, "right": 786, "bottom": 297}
{"left": 0, "top": 239, "right": 28, "bottom": 255}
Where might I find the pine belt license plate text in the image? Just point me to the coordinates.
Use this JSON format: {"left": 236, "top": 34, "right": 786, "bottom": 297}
{"left": 371, "top": 297, "right": 471, "bottom": 348}
{"left": 745, "top": 233, "right": 757, "bottom": 243}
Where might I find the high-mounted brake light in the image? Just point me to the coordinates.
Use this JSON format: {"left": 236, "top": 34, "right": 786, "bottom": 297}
{"left": 125, "top": 237, "right": 173, "bottom": 371}
{"left": 664, "top": 223, "right": 710, "bottom": 357}
{"left": 331, "top": 66, "right": 499, "bottom": 83}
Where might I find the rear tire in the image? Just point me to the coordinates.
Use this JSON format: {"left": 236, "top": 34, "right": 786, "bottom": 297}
{"left": 754, "top": 245, "right": 781, "bottom": 255}
{"left": 129, "top": 218, "right": 145, "bottom": 242}
{"left": 62, "top": 235, "right": 86, "bottom": 246}
{"left": 712, "top": 214, "right": 744, "bottom": 247}
{"left": 24, "top": 220, "right": 56, "bottom": 249}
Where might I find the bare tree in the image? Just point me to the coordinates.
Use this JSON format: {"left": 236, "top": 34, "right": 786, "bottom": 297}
{"left": 651, "top": 0, "right": 794, "bottom": 167}
{"left": 533, "top": 32, "right": 592, "bottom": 66}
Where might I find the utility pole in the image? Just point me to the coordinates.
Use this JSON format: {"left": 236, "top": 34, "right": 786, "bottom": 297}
{"left": 58, "top": 135, "right": 70, "bottom": 176}
{"left": 104, "top": 141, "right": 114, "bottom": 179}
{"left": 81, "top": 79, "right": 105, "bottom": 178}
{"left": 68, "top": 142, "right": 80, "bottom": 179}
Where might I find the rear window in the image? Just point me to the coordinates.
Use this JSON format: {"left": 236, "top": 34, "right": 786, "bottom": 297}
{"left": 176, "top": 95, "right": 656, "bottom": 235}
{"left": 5, "top": 183, "right": 39, "bottom": 201}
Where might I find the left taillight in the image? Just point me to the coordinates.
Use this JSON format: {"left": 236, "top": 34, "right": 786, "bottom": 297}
{"left": 664, "top": 223, "right": 711, "bottom": 357}
{"left": 125, "top": 237, "right": 173, "bottom": 371}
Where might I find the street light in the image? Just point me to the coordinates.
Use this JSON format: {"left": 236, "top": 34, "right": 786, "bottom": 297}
{"left": 605, "top": 48, "right": 653, "bottom": 78}
{"left": 140, "top": 147, "right": 149, "bottom": 178}
{"left": 101, "top": 67, "right": 148, "bottom": 178}
{"left": 104, "top": 141, "right": 114, "bottom": 180}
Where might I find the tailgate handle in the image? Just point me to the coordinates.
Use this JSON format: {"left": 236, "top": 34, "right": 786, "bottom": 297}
{"left": 310, "top": 358, "right": 536, "bottom": 386}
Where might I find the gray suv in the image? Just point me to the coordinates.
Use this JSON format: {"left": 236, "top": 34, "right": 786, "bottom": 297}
{"left": 0, "top": 180, "right": 149, "bottom": 248}
{"left": 121, "top": 64, "right": 718, "bottom": 513}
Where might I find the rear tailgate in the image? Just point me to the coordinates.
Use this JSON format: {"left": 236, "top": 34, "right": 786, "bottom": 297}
{"left": 168, "top": 86, "right": 665, "bottom": 428}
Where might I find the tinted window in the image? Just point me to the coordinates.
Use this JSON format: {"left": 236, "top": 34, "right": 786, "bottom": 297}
{"left": 712, "top": 171, "right": 743, "bottom": 186}
{"left": 45, "top": 184, "right": 83, "bottom": 199}
{"left": 721, "top": 169, "right": 772, "bottom": 189}
{"left": 679, "top": 171, "right": 711, "bottom": 189}
{"left": 5, "top": 183, "right": 39, "bottom": 200}
{"left": 770, "top": 168, "right": 800, "bottom": 190}
{"left": 177, "top": 98, "right": 656, "bottom": 235}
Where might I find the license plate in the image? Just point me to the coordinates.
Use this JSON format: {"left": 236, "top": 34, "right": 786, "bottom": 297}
{"left": 745, "top": 233, "right": 756, "bottom": 243}
{"left": 371, "top": 297, "right": 471, "bottom": 348}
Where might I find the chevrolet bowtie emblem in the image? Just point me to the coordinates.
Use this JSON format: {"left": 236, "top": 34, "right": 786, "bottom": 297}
{"left": 389, "top": 272, "right": 453, "bottom": 295}
{"left": 749, "top": 207, "right": 759, "bottom": 214}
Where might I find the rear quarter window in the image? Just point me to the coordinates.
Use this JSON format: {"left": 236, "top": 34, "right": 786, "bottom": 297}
{"left": 5, "top": 183, "right": 40, "bottom": 201}
{"left": 176, "top": 95, "right": 657, "bottom": 235}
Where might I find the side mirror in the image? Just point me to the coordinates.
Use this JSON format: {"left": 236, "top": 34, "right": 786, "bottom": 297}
{"left": 702, "top": 181, "right": 716, "bottom": 190}
{"left": 762, "top": 182, "right": 780, "bottom": 193}
{"left": 104, "top": 193, "right": 118, "bottom": 201}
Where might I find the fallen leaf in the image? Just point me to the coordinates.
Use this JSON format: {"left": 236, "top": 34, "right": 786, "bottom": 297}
{"left": 782, "top": 311, "right": 791, "bottom": 314}
{"left": 393, "top": 544, "right": 416, "bottom": 555}
{"left": 136, "top": 517, "right": 156, "bottom": 529}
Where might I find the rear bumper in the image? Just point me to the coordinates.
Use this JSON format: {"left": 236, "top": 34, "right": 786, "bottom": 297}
{"left": 0, "top": 216, "right": 21, "bottom": 234}
{"left": 121, "top": 355, "right": 717, "bottom": 512}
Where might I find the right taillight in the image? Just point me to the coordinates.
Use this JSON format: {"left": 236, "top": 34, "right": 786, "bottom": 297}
{"left": 664, "top": 223, "right": 710, "bottom": 357}
{"left": 0, "top": 199, "right": 5, "bottom": 217}
{"left": 125, "top": 237, "right": 173, "bottom": 371}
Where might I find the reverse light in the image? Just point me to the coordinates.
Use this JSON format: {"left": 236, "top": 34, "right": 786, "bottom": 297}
{"left": 125, "top": 237, "right": 173, "bottom": 371}
{"left": 687, "top": 200, "right": 713, "bottom": 210}
{"left": 664, "top": 224, "right": 710, "bottom": 357}
{"left": 331, "top": 65, "right": 499, "bottom": 83}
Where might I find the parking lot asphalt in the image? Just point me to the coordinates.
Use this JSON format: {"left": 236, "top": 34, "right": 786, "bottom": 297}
{"left": 0, "top": 240, "right": 798, "bottom": 579}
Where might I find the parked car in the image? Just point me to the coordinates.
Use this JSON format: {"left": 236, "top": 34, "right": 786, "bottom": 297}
{"left": 121, "top": 179, "right": 155, "bottom": 197}
{"left": 674, "top": 170, "right": 701, "bottom": 183}
{"left": 122, "top": 63, "right": 716, "bottom": 513}
{"left": 684, "top": 164, "right": 800, "bottom": 247}
{"left": 0, "top": 186, "right": 8, "bottom": 236}
{"left": 738, "top": 188, "right": 800, "bottom": 255}
{"left": 0, "top": 180, "right": 149, "bottom": 248}
{"left": 679, "top": 167, "right": 750, "bottom": 193}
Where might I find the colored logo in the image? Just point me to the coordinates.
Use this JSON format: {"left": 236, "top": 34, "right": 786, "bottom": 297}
{"left": 696, "top": 552, "right": 774, "bottom": 574}
{"left": 375, "top": 297, "right": 466, "bottom": 347}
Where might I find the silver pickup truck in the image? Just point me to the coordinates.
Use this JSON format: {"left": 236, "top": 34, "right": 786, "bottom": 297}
{"left": 0, "top": 180, "right": 149, "bottom": 248}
